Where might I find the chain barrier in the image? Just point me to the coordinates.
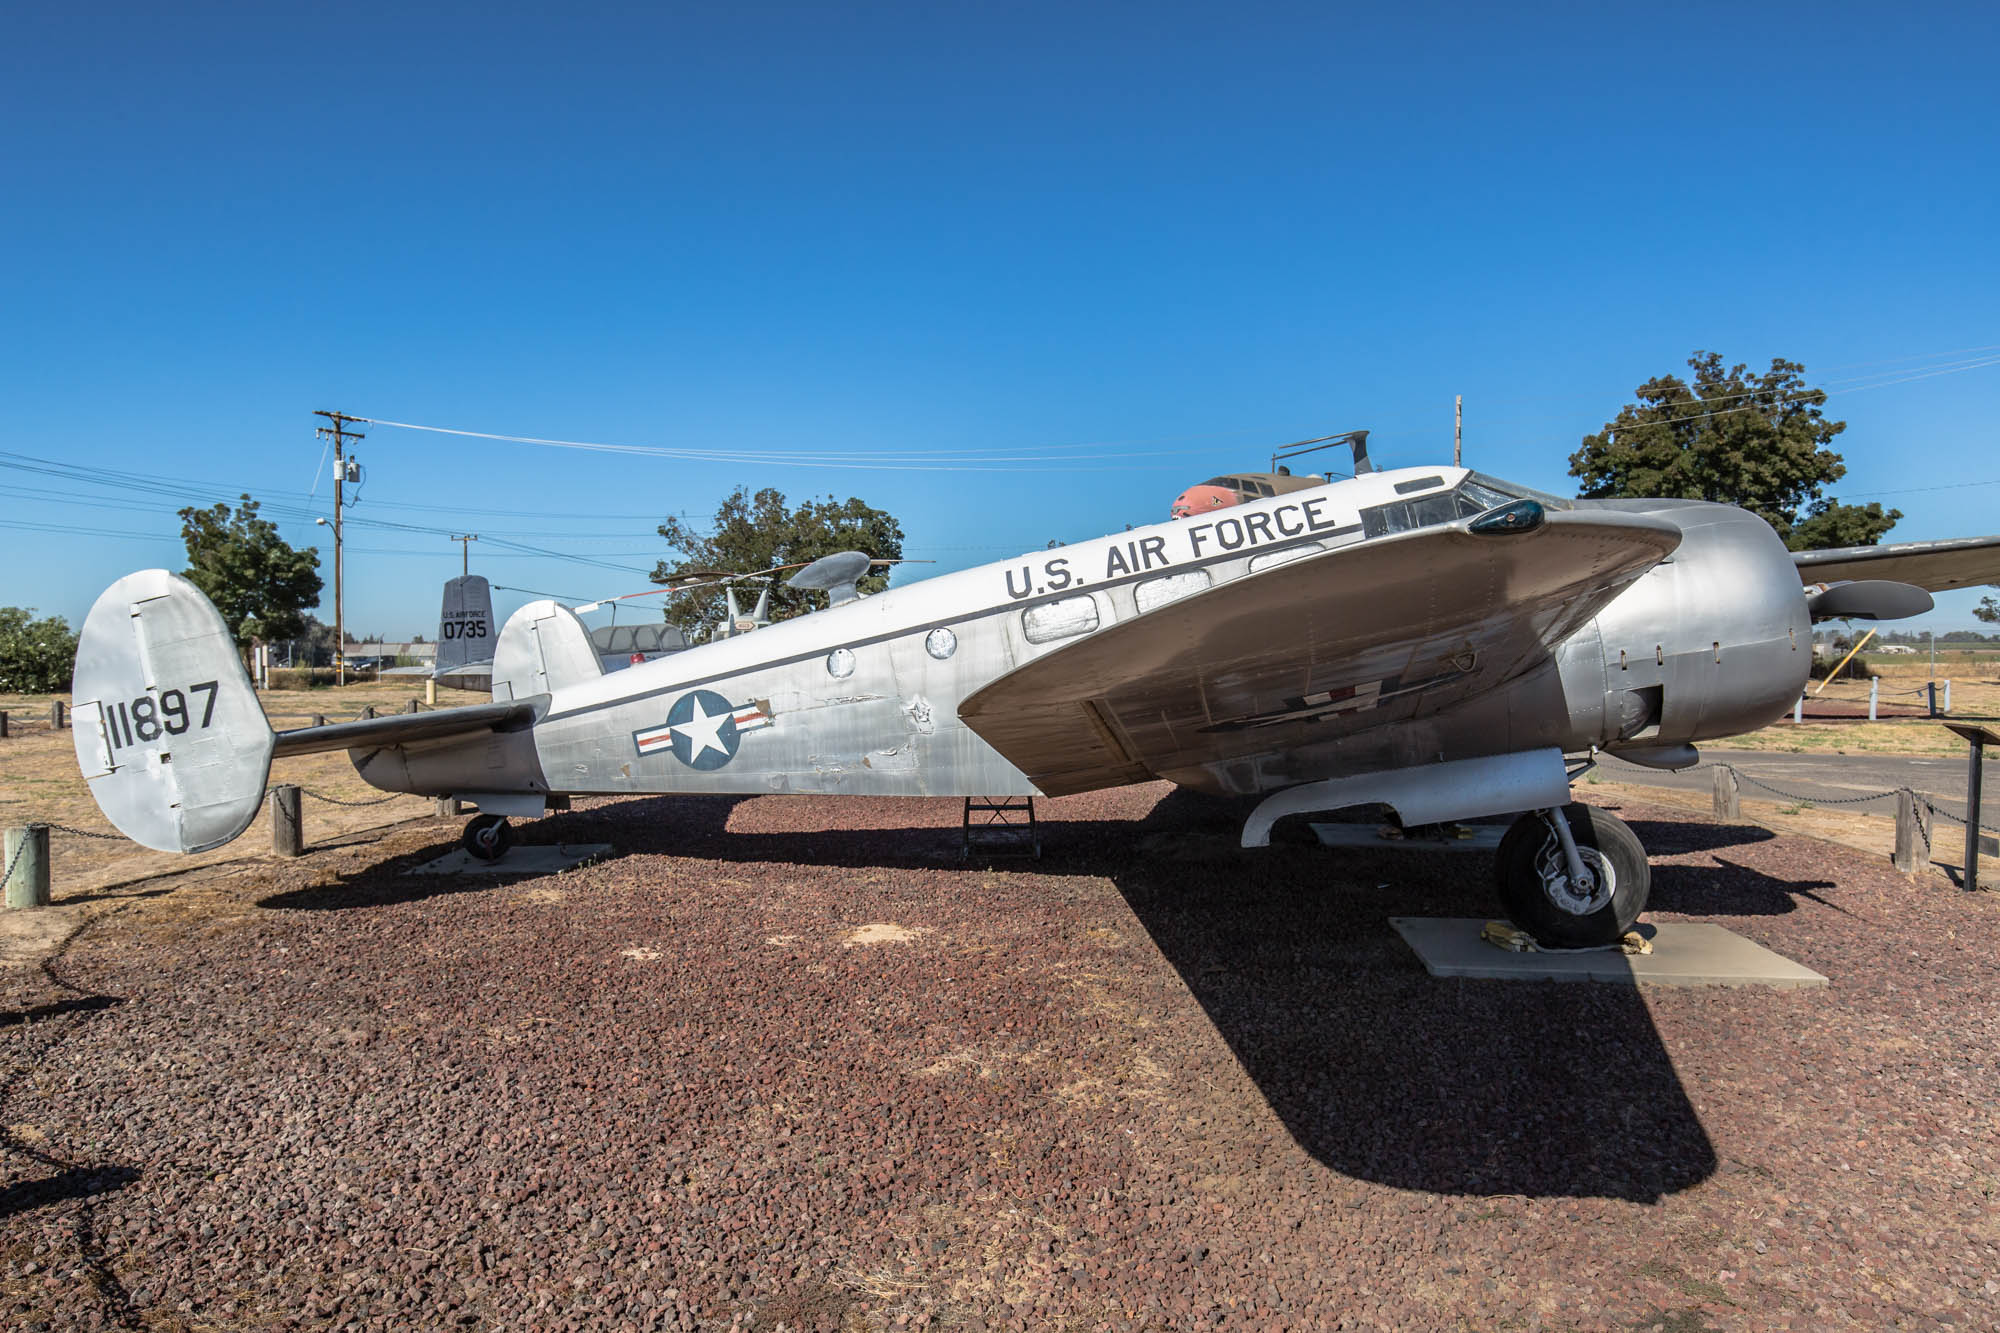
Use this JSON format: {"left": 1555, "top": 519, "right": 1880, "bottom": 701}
{"left": 1730, "top": 771, "right": 1902, "bottom": 806}
{"left": 297, "top": 788, "right": 410, "bottom": 808}
{"left": 44, "top": 823, "right": 125, "bottom": 840}
{"left": 1919, "top": 798, "right": 2000, "bottom": 837}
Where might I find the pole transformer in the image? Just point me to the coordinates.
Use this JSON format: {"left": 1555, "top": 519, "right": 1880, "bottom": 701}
{"left": 314, "top": 410, "right": 364, "bottom": 687}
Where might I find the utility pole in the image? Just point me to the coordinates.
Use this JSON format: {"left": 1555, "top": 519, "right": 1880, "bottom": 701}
{"left": 1454, "top": 395, "right": 1463, "bottom": 468}
{"left": 451, "top": 533, "right": 479, "bottom": 577}
{"left": 314, "top": 410, "right": 364, "bottom": 687}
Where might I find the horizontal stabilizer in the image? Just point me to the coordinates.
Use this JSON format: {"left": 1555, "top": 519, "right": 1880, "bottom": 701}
{"left": 71, "top": 571, "right": 275, "bottom": 852}
{"left": 270, "top": 699, "right": 541, "bottom": 758}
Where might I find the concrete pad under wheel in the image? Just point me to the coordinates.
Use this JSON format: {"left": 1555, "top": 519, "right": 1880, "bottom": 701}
{"left": 406, "top": 844, "right": 614, "bottom": 876}
{"left": 1389, "top": 917, "right": 1827, "bottom": 989}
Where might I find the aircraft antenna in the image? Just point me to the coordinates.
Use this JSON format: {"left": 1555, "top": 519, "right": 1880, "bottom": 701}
{"left": 1271, "top": 429, "right": 1372, "bottom": 476}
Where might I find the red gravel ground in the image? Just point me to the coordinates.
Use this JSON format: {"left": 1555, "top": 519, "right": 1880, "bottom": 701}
{"left": 2, "top": 784, "right": 1997, "bottom": 1331}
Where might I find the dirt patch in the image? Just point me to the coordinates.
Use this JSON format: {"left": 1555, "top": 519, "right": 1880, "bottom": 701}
{"left": 842, "top": 922, "right": 924, "bottom": 946}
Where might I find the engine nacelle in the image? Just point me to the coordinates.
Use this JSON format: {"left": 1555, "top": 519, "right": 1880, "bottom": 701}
{"left": 1556, "top": 500, "right": 1811, "bottom": 753}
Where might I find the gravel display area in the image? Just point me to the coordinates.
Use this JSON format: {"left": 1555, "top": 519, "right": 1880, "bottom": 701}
{"left": 3, "top": 785, "right": 1997, "bottom": 1331}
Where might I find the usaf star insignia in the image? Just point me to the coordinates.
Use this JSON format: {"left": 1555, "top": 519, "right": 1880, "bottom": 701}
{"left": 633, "top": 691, "right": 770, "bottom": 769}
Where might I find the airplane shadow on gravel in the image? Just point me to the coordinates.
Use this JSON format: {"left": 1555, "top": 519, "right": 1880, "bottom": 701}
{"left": 1094, "top": 790, "right": 1722, "bottom": 1202}
{"left": 0, "top": 1164, "right": 140, "bottom": 1220}
{"left": 257, "top": 798, "right": 754, "bottom": 911}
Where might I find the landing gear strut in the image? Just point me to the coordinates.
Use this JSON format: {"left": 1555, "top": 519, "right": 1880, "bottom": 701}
{"left": 461, "top": 813, "right": 514, "bottom": 862}
{"left": 1494, "top": 804, "right": 1650, "bottom": 948}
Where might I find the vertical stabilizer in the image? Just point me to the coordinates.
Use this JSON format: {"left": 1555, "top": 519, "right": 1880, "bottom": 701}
{"left": 71, "top": 571, "right": 276, "bottom": 852}
{"left": 491, "top": 599, "right": 604, "bottom": 700}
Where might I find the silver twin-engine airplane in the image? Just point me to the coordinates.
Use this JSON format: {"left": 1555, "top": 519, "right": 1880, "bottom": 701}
{"left": 70, "top": 458, "right": 2000, "bottom": 947}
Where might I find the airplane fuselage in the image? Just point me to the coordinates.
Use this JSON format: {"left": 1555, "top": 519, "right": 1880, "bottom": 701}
{"left": 349, "top": 466, "right": 1811, "bottom": 812}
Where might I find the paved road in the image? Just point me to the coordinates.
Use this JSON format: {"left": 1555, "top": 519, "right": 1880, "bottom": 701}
{"left": 1598, "top": 748, "right": 1991, "bottom": 821}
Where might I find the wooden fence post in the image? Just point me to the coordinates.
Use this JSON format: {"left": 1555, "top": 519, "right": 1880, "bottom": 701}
{"left": 4, "top": 825, "right": 51, "bottom": 909}
{"left": 405, "top": 699, "right": 420, "bottom": 713}
{"left": 1893, "top": 790, "right": 1931, "bottom": 875}
{"left": 1712, "top": 766, "right": 1740, "bottom": 820}
{"left": 0, "top": 710, "right": 9, "bottom": 738}
{"left": 49, "top": 700, "right": 66, "bottom": 730}
{"left": 269, "top": 785, "right": 304, "bottom": 857}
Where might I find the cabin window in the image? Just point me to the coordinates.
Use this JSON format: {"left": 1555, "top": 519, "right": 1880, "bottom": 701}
{"left": 925, "top": 627, "right": 957, "bottom": 660}
{"left": 1361, "top": 502, "right": 1413, "bottom": 539}
{"left": 826, "top": 647, "right": 856, "bottom": 678}
{"left": 1022, "top": 595, "right": 1100, "bottom": 644}
{"left": 1249, "top": 542, "right": 1324, "bottom": 573}
{"left": 1135, "top": 569, "right": 1211, "bottom": 614}
{"left": 1393, "top": 475, "right": 1446, "bottom": 495}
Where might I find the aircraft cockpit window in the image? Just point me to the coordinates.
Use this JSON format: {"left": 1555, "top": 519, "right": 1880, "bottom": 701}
{"left": 1462, "top": 472, "right": 1573, "bottom": 511}
{"left": 1135, "top": 570, "right": 1211, "bottom": 614}
{"left": 1459, "top": 478, "right": 1519, "bottom": 511}
{"left": 1022, "top": 595, "right": 1101, "bottom": 644}
{"left": 1407, "top": 493, "right": 1458, "bottom": 528}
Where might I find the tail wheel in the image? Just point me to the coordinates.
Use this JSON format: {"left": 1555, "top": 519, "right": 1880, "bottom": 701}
{"left": 461, "top": 814, "right": 514, "bottom": 862}
{"left": 1496, "top": 804, "right": 1650, "bottom": 948}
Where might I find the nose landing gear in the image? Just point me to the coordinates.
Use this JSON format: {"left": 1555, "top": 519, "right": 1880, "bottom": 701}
{"left": 461, "top": 813, "right": 515, "bottom": 862}
{"left": 1494, "top": 804, "right": 1650, "bottom": 948}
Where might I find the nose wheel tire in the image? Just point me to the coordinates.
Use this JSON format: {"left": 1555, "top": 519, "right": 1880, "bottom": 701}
{"left": 461, "top": 813, "right": 514, "bottom": 862}
{"left": 1495, "top": 804, "right": 1649, "bottom": 948}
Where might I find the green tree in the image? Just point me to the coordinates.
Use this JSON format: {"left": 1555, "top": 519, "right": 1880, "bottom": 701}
{"left": 1975, "top": 596, "right": 2000, "bottom": 627}
{"left": 178, "top": 494, "right": 324, "bottom": 650}
{"left": 0, "top": 607, "right": 79, "bottom": 693}
{"left": 1569, "top": 352, "right": 1900, "bottom": 550}
{"left": 653, "top": 487, "right": 905, "bottom": 633}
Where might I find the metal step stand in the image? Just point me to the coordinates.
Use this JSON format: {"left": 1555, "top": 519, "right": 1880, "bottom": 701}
{"left": 962, "top": 796, "right": 1040, "bottom": 860}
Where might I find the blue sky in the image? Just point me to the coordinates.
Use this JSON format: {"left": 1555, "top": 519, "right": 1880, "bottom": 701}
{"left": 4, "top": 2, "right": 1997, "bottom": 638}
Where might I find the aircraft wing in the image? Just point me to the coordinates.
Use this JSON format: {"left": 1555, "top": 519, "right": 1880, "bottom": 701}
{"left": 1791, "top": 535, "right": 2000, "bottom": 592}
{"left": 959, "top": 510, "right": 1682, "bottom": 796}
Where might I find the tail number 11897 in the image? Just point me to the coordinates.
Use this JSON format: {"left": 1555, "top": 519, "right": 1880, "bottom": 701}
{"left": 104, "top": 681, "right": 220, "bottom": 752}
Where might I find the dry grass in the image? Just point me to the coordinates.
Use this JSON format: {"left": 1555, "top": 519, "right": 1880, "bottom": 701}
{"left": 0, "top": 680, "right": 487, "bottom": 903}
{"left": 1713, "top": 659, "right": 2000, "bottom": 756}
